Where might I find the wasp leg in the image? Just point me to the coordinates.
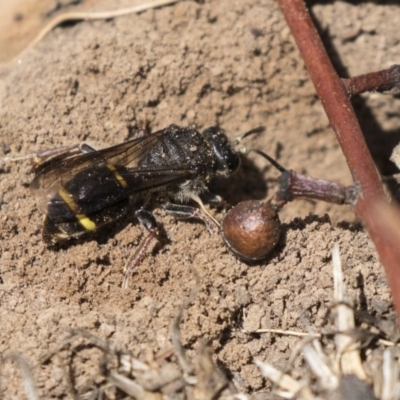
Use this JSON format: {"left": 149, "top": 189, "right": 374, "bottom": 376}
{"left": 35, "top": 142, "right": 97, "bottom": 158}
{"left": 201, "top": 192, "right": 230, "bottom": 210}
{"left": 126, "top": 119, "right": 150, "bottom": 140}
{"left": 35, "top": 142, "right": 97, "bottom": 159}
{"left": 79, "top": 143, "right": 97, "bottom": 153}
{"left": 161, "top": 202, "right": 219, "bottom": 235}
{"left": 122, "top": 208, "right": 160, "bottom": 288}
{"left": 188, "top": 193, "right": 220, "bottom": 230}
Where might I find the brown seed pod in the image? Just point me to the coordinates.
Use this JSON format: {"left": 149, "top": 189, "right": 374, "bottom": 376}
{"left": 221, "top": 200, "right": 281, "bottom": 261}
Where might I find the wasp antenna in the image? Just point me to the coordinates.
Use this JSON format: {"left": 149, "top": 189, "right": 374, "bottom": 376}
{"left": 249, "top": 149, "right": 287, "bottom": 173}
{"left": 233, "top": 126, "right": 266, "bottom": 146}
{"left": 244, "top": 126, "right": 266, "bottom": 137}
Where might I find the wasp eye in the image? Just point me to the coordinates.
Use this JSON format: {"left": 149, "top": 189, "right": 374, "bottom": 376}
{"left": 202, "top": 127, "right": 240, "bottom": 176}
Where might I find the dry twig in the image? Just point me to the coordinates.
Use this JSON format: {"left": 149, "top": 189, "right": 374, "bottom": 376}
{"left": 277, "top": 0, "right": 400, "bottom": 324}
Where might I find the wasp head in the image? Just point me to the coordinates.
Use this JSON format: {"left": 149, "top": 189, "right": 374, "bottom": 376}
{"left": 202, "top": 127, "right": 241, "bottom": 178}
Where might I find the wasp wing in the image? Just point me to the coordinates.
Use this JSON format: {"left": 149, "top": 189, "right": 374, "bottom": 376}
{"left": 30, "top": 127, "right": 200, "bottom": 216}
{"left": 31, "top": 128, "right": 168, "bottom": 193}
{"left": 44, "top": 166, "right": 197, "bottom": 219}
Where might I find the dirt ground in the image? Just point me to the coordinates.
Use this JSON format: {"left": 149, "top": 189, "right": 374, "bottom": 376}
{"left": 0, "top": 0, "right": 399, "bottom": 398}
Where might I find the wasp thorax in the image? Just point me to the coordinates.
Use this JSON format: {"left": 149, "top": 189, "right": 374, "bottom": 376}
{"left": 221, "top": 200, "right": 281, "bottom": 261}
{"left": 202, "top": 127, "right": 241, "bottom": 177}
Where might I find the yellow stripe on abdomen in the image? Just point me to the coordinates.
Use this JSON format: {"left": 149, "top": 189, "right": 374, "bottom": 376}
{"left": 76, "top": 214, "right": 96, "bottom": 231}
{"left": 106, "top": 163, "right": 128, "bottom": 188}
{"left": 58, "top": 187, "right": 97, "bottom": 231}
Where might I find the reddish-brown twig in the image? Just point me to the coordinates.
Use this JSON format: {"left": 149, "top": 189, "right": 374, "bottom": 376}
{"left": 343, "top": 65, "right": 400, "bottom": 96}
{"left": 278, "top": 0, "right": 400, "bottom": 322}
{"left": 273, "top": 170, "right": 355, "bottom": 209}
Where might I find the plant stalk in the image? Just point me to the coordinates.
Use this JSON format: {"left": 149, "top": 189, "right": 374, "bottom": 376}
{"left": 277, "top": 0, "right": 400, "bottom": 321}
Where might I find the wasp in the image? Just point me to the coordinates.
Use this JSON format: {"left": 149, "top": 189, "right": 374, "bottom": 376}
{"left": 28, "top": 124, "right": 263, "bottom": 285}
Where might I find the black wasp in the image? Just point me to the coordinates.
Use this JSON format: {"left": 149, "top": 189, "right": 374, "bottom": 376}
{"left": 30, "top": 124, "right": 263, "bottom": 284}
